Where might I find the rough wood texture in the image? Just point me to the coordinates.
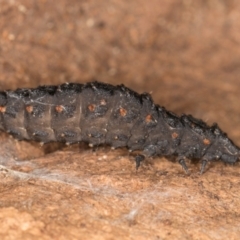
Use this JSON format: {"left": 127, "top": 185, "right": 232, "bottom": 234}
{"left": 1, "top": 0, "right": 240, "bottom": 239}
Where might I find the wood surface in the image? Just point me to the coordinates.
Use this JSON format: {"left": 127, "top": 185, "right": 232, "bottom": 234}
{"left": 0, "top": 0, "right": 240, "bottom": 239}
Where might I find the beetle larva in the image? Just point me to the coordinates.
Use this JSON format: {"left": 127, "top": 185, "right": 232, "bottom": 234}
{"left": 0, "top": 81, "right": 239, "bottom": 174}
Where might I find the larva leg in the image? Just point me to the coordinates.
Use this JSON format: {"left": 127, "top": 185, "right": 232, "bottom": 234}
{"left": 91, "top": 145, "right": 99, "bottom": 152}
{"left": 135, "top": 154, "right": 145, "bottom": 170}
{"left": 200, "top": 159, "right": 208, "bottom": 175}
{"left": 177, "top": 156, "right": 189, "bottom": 174}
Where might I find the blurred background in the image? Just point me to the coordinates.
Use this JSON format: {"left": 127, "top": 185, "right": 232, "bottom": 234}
{"left": 1, "top": 0, "right": 240, "bottom": 239}
{"left": 1, "top": 0, "right": 240, "bottom": 137}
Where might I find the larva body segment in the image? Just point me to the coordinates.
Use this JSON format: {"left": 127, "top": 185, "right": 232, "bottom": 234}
{"left": 52, "top": 83, "right": 82, "bottom": 143}
{"left": 1, "top": 89, "right": 29, "bottom": 139}
{"left": 25, "top": 86, "right": 58, "bottom": 142}
{"left": 0, "top": 81, "right": 239, "bottom": 173}
{"left": 107, "top": 85, "right": 143, "bottom": 149}
{"left": 81, "top": 82, "right": 117, "bottom": 146}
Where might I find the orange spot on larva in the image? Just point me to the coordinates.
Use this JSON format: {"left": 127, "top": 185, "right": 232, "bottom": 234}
{"left": 26, "top": 105, "right": 33, "bottom": 113}
{"left": 100, "top": 99, "right": 106, "bottom": 105}
{"left": 119, "top": 108, "right": 127, "bottom": 117}
{"left": 203, "top": 138, "right": 211, "bottom": 145}
{"left": 0, "top": 106, "right": 6, "bottom": 113}
{"left": 55, "top": 105, "right": 64, "bottom": 113}
{"left": 145, "top": 114, "right": 153, "bottom": 123}
{"left": 88, "top": 104, "right": 96, "bottom": 112}
{"left": 172, "top": 132, "right": 178, "bottom": 139}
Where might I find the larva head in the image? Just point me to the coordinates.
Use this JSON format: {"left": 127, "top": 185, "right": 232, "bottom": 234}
{"left": 209, "top": 125, "right": 239, "bottom": 163}
{"left": 218, "top": 137, "right": 239, "bottom": 163}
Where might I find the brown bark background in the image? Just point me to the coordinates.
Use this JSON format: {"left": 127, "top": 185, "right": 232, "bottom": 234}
{"left": 0, "top": 0, "right": 240, "bottom": 239}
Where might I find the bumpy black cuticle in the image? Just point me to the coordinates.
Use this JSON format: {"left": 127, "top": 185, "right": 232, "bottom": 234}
{"left": 0, "top": 81, "right": 239, "bottom": 173}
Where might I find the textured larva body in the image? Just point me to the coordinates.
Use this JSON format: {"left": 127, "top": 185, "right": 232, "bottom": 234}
{"left": 0, "top": 81, "right": 239, "bottom": 173}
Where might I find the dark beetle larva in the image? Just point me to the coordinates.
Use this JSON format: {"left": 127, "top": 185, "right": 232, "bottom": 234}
{"left": 0, "top": 81, "right": 239, "bottom": 174}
